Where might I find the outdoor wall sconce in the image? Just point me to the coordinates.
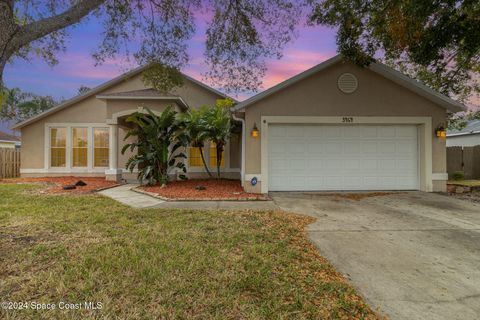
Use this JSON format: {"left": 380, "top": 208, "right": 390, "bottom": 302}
{"left": 435, "top": 125, "right": 446, "bottom": 138}
{"left": 251, "top": 123, "right": 259, "bottom": 138}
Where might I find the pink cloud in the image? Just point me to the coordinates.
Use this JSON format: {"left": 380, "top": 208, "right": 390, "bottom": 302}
{"left": 54, "top": 53, "right": 137, "bottom": 80}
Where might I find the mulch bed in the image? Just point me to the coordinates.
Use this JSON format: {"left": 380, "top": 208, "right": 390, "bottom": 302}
{"left": 0, "top": 177, "right": 120, "bottom": 194}
{"left": 139, "top": 179, "right": 269, "bottom": 201}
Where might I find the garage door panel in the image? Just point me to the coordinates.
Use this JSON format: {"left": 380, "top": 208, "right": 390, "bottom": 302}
{"left": 324, "top": 126, "right": 342, "bottom": 138}
{"left": 268, "top": 124, "right": 419, "bottom": 191}
{"left": 378, "top": 126, "right": 396, "bottom": 137}
{"left": 361, "top": 127, "right": 378, "bottom": 138}
{"left": 344, "top": 141, "right": 363, "bottom": 154}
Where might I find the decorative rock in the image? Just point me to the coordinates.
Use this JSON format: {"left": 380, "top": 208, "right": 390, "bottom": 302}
{"left": 63, "top": 185, "right": 77, "bottom": 190}
{"left": 195, "top": 185, "right": 206, "bottom": 190}
{"left": 75, "top": 180, "right": 87, "bottom": 186}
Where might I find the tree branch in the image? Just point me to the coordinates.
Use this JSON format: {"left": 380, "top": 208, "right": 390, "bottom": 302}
{"left": 9, "top": 0, "right": 106, "bottom": 52}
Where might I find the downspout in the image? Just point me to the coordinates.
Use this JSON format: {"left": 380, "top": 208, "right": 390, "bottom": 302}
{"left": 232, "top": 112, "right": 246, "bottom": 187}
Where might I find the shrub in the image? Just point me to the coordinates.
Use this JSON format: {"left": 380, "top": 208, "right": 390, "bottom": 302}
{"left": 450, "top": 171, "right": 465, "bottom": 181}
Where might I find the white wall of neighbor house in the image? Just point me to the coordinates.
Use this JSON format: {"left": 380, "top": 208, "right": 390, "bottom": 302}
{"left": 242, "top": 62, "right": 448, "bottom": 193}
{"left": 0, "top": 141, "right": 17, "bottom": 148}
{"left": 447, "top": 134, "right": 480, "bottom": 147}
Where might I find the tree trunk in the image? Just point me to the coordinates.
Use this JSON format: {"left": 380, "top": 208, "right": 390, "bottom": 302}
{"left": 198, "top": 146, "right": 212, "bottom": 178}
{"left": 0, "top": 0, "right": 105, "bottom": 86}
{"left": 216, "top": 144, "right": 224, "bottom": 179}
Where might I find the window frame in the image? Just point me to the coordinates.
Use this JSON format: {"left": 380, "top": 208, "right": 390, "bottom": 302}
{"left": 49, "top": 127, "right": 67, "bottom": 168}
{"left": 71, "top": 127, "right": 89, "bottom": 168}
{"left": 93, "top": 127, "right": 110, "bottom": 168}
{"left": 45, "top": 123, "right": 110, "bottom": 173}
{"left": 186, "top": 139, "right": 237, "bottom": 173}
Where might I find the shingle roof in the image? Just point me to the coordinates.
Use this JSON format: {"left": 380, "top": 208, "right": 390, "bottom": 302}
{"left": 0, "top": 130, "right": 21, "bottom": 142}
{"left": 447, "top": 119, "right": 480, "bottom": 137}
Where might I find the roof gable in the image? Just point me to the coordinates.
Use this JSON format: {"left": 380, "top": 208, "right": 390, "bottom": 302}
{"left": 233, "top": 55, "right": 465, "bottom": 113}
{"left": 12, "top": 66, "right": 230, "bottom": 130}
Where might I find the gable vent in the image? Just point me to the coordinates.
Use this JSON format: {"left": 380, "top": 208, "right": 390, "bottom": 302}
{"left": 337, "top": 73, "right": 358, "bottom": 93}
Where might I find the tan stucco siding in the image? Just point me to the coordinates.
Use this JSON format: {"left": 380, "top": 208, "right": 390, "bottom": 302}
{"left": 244, "top": 62, "right": 447, "bottom": 192}
{"left": 103, "top": 73, "right": 222, "bottom": 109}
{"left": 229, "top": 133, "right": 241, "bottom": 169}
{"left": 106, "top": 99, "right": 181, "bottom": 119}
{"left": 20, "top": 70, "right": 230, "bottom": 174}
{"left": 21, "top": 96, "right": 107, "bottom": 169}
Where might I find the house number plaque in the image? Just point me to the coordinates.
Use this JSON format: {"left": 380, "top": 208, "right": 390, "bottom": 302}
{"left": 342, "top": 117, "right": 354, "bottom": 123}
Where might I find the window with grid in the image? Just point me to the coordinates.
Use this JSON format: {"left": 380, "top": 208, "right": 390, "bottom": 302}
{"left": 94, "top": 128, "right": 109, "bottom": 167}
{"left": 209, "top": 142, "right": 225, "bottom": 167}
{"left": 188, "top": 146, "right": 204, "bottom": 167}
{"left": 50, "top": 128, "right": 66, "bottom": 167}
{"left": 72, "top": 127, "right": 88, "bottom": 167}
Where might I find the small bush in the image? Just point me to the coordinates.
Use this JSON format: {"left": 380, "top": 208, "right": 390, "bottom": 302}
{"left": 450, "top": 171, "right": 465, "bottom": 181}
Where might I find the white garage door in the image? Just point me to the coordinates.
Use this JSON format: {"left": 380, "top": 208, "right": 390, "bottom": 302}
{"left": 268, "top": 124, "right": 419, "bottom": 191}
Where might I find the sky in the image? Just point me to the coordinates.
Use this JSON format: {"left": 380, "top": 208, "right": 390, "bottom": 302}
{"left": 3, "top": 13, "right": 337, "bottom": 100}
{"left": 2, "top": 11, "right": 338, "bottom": 133}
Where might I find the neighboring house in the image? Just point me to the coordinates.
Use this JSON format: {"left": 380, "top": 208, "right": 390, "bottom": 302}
{"left": 12, "top": 55, "right": 464, "bottom": 193}
{"left": 0, "top": 130, "right": 21, "bottom": 148}
{"left": 447, "top": 120, "right": 480, "bottom": 147}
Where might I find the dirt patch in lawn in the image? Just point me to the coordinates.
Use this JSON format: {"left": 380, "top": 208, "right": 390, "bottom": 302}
{"left": 139, "top": 179, "right": 269, "bottom": 200}
{"left": 0, "top": 176, "right": 120, "bottom": 194}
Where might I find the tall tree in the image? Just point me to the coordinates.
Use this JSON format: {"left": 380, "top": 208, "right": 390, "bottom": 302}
{"left": 0, "top": 87, "right": 56, "bottom": 122}
{"left": 0, "top": 0, "right": 304, "bottom": 95}
{"left": 309, "top": 0, "right": 480, "bottom": 103}
{"left": 77, "top": 85, "right": 91, "bottom": 95}
{"left": 201, "top": 98, "right": 234, "bottom": 179}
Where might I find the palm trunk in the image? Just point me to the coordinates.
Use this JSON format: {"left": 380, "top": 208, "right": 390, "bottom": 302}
{"left": 216, "top": 144, "right": 223, "bottom": 179}
{"left": 198, "top": 146, "right": 212, "bottom": 178}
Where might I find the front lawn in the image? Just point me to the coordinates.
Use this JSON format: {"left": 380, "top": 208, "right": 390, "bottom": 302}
{"left": 0, "top": 184, "right": 377, "bottom": 319}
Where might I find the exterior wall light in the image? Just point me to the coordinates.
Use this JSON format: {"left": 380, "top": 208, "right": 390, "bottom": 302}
{"left": 435, "top": 126, "right": 446, "bottom": 138}
{"left": 251, "top": 123, "right": 259, "bottom": 138}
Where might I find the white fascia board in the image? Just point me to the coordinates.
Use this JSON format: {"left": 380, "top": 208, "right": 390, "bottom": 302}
{"left": 447, "top": 131, "right": 480, "bottom": 138}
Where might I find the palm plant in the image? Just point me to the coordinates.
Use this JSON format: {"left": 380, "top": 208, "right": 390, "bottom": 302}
{"left": 201, "top": 98, "right": 234, "bottom": 179}
{"left": 182, "top": 106, "right": 213, "bottom": 177}
{"left": 121, "top": 107, "right": 188, "bottom": 186}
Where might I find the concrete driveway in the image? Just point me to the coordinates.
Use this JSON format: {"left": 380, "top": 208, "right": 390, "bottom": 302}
{"left": 271, "top": 191, "right": 480, "bottom": 320}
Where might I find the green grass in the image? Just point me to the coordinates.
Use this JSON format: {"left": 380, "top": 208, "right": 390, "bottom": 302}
{"left": 448, "top": 180, "right": 480, "bottom": 187}
{"left": 0, "top": 184, "right": 377, "bottom": 319}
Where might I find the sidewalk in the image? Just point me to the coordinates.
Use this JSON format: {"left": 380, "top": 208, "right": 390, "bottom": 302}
{"left": 99, "top": 184, "right": 165, "bottom": 208}
{"left": 99, "top": 184, "right": 277, "bottom": 210}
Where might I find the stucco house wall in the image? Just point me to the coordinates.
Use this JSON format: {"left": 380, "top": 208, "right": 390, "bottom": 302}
{"left": 242, "top": 62, "right": 448, "bottom": 193}
{"left": 18, "top": 71, "right": 239, "bottom": 179}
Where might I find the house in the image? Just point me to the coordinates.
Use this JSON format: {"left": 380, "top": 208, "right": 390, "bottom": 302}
{"left": 0, "top": 130, "right": 21, "bottom": 148}
{"left": 12, "top": 55, "right": 464, "bottom": 193}
{"left": 447, "top": 120, "right": 480, "bottom": 147}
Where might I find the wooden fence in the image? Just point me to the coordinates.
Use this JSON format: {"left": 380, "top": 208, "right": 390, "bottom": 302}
{"left": 0, "top": 148, "right": 21, "bottom": 179}
{"left": 447, "top": 145, "right": 480, "bottom": 179}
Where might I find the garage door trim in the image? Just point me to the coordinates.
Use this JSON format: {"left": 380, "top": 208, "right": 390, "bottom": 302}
{"left": 260, "top": 116, "right": 432, "bottom": 193}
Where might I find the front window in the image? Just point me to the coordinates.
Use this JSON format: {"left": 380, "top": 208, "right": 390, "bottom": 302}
{"left": 50, "top": 128, "right": 66, "bottom": 167}
{"left": 72, "top": 127, "right": 88, "bottom": 167}
{"left": 94, "top": 128, "right": 109, "bottom": 167}
{"left": 188, "top": 146, "right": 204, "bottom": 167}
